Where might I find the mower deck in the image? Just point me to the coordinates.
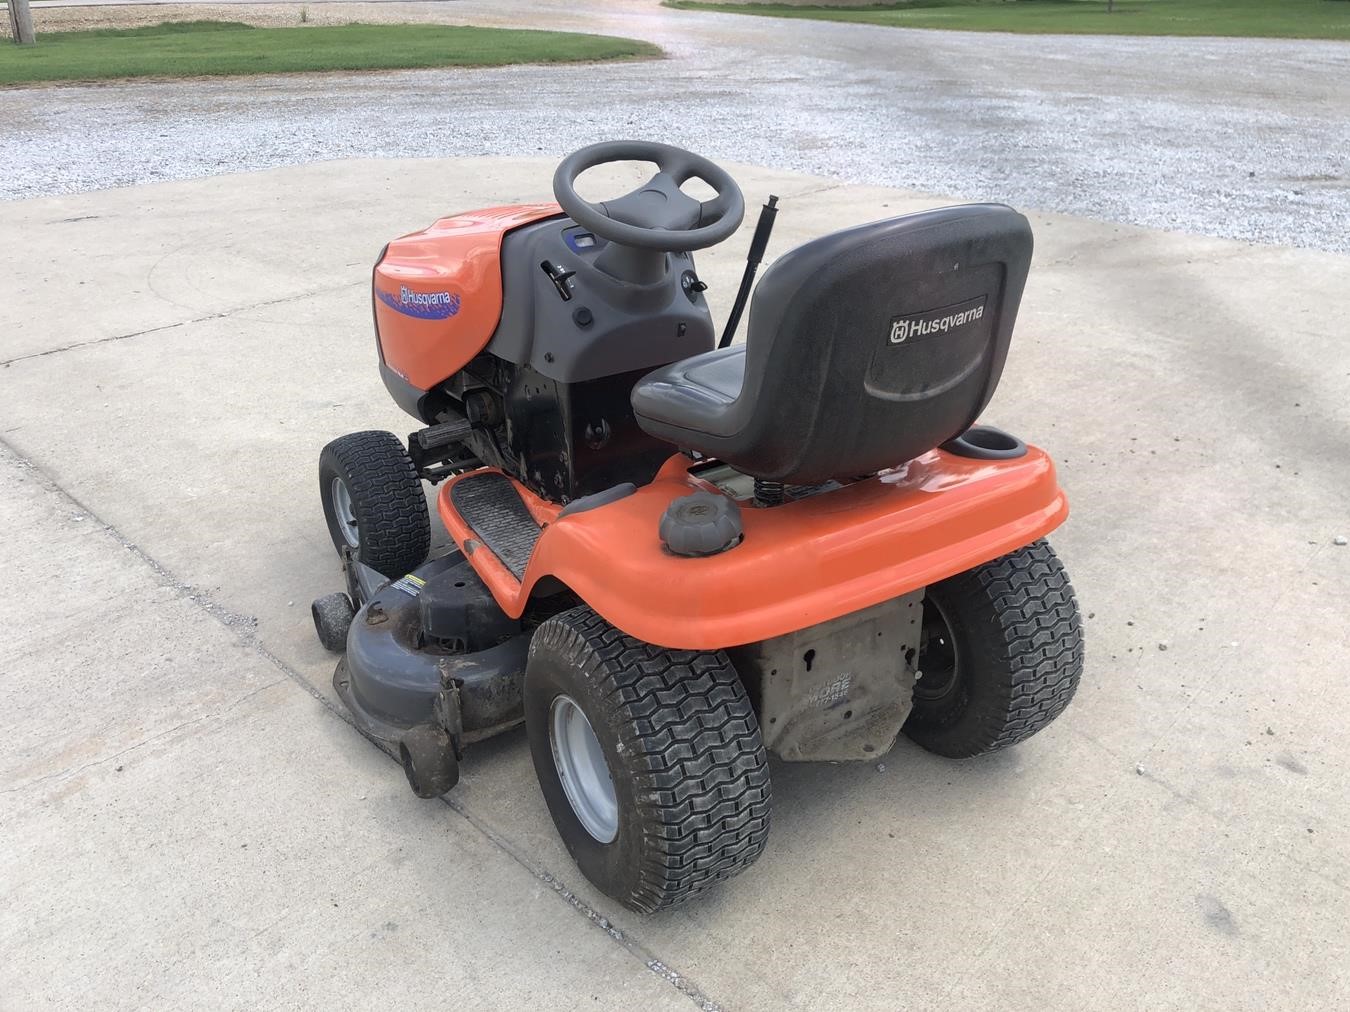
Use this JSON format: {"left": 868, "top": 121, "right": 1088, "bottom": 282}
{"left": 334, "top": 552, "right": 530, "bottom": 750}
{"left": 437, "top": 446, "right": 1067, "bottom": 650}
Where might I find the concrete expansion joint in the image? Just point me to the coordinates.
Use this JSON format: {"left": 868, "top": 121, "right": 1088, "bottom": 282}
{"left": 778, "top": 181, "right": 848, "bottom": 200}
{"left": 0, "top": 278, "right": 363, "bottom": 368}
{"left": 0, "top": 434, "right": 720, "bottom": 1010}
{"left": 439, "top": 789, "right": 726, "bottom": 1010}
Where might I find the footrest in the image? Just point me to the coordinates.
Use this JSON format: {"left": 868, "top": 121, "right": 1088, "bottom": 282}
{"left": 449, "top": 472, "right": 543, "bottom": 580}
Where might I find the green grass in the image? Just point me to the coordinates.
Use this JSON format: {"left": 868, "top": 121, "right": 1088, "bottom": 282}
{"left": 666, "top": 0, "right": 1350, "bottom": 40}
{"left": 0, "top": 20, "right": 661, "bottom": 86}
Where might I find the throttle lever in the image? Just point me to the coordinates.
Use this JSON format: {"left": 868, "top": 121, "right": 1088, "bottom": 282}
{"left": 540, "top": 260, "right": 576, "bottom": 301}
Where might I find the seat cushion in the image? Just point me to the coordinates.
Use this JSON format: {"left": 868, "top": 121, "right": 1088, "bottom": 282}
{"left": 631, "top": 345, "right": 747, "bottom": 440}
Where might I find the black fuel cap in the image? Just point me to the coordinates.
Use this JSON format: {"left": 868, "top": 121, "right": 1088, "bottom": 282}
{"left": 659, "top": 492, "right": 743, "bottom": 557}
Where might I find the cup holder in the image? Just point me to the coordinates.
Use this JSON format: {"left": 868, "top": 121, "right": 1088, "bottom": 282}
{"left": 941, "top": 425, "right": 1027, "bottom": 461}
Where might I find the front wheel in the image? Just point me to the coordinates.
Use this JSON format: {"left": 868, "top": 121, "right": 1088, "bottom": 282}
{"left": 903, "top": 539, "right": 1084, "bottom": 758}
{"left": 525, "top": 607, "right": 771, "bottom": 912}
{"left": 318, "top": 430, "right": 429, "bottom": 579}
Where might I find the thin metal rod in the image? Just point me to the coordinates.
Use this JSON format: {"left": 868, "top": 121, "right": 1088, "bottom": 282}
{"left": 719, "top": 195, "right": 779, "bottom": 349}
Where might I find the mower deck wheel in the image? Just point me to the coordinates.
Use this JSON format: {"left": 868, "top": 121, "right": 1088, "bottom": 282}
{"left": 311, "top": 592, "right": 356, "bottom": 652}
{"left": 319, "top": 430, "right": 430, "bottom": 579}
{"left": 904, "top": 539, "right": 1083, "bottom": 758}
{"left": 525, "top": 606, "right": 771, "bottom": 913}
{"left": 399, "top": 724, "right": 460, "bottom": 798}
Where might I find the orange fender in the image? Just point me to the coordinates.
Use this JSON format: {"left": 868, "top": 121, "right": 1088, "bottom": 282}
{"left": 437, "top": 449, "right": 1068, "bottom": 651}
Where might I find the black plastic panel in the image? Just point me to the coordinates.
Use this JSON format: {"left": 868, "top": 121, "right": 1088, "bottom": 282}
{"left": 487, "top": 218, "right": 718, "bottom": 384}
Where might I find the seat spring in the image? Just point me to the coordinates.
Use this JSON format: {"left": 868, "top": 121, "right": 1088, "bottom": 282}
{"left": 754, "top": 479, "right": 785, "bottom": 506}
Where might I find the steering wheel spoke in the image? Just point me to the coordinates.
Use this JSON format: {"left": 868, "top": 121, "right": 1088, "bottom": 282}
{"left": 698, "top": 193, "right": 735, "bottom": 227}
{"left": 653, "top": 146, "right": 702, "bottom": 184}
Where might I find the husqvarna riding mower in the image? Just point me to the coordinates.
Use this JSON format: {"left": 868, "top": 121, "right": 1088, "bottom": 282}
{"left": 311, "top": 141, "right": 1084, "bottom": 912}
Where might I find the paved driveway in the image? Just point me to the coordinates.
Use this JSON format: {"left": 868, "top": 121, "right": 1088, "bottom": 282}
{"left": 2, "top": 157, "right": 1348, "bottom": 1008}
{"left": 5, "top": 0, "right": 1350, "bottom": 251}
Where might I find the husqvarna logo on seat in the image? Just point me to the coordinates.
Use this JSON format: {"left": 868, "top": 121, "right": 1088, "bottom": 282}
{"left": 889, "top": 296, "right": 987, "bottom": 344}
{"left": 376, "top": 285, "right": 462, "bottom": 321}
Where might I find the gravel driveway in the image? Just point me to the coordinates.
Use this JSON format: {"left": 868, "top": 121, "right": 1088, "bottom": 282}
{"left": 5, "top": 0, "right": 1350, "bottom": 251}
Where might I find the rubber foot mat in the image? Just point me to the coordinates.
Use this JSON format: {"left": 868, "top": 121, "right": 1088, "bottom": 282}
{"left": 450, "top": 472, "right": 543, "bottom": 581}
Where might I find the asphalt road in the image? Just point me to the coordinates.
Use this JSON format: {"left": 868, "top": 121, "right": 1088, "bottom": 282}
{"left": 4, "top": 0, "right": 1350, "bottom": 251}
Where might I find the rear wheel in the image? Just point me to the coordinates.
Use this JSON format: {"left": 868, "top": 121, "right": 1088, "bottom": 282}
{"left": 525, "top": 606, "right": 771, "bottom": 912}
{"left": 319, "top": 430, "right": 429, "bottom": 579}
{"left": 904, "top": 539, "right": 1083, "bottom": 758}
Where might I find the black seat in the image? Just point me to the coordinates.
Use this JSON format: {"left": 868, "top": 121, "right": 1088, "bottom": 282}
{"left": 631, "top": 204, "right": 1034, "bottom": 484}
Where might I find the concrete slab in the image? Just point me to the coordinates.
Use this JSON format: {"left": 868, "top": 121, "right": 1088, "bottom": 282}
{"left": 2, "top": 158, "right": 1349, "bottom": 1009}
{"left": 0, "top": 445, "right": 698, "bottom": 1010}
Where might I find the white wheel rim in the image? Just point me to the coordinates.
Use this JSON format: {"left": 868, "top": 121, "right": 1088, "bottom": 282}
{"left": 331, "top": 477, "right": 360, "bottom": 548}
{"left": 549, "top": 694, "right": 618, "bottom": 844}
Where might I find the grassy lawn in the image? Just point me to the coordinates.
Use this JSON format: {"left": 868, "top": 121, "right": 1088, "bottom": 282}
{"left": 0, "top": 20, "right": 660, "bottom": 86}
{"left": 666, "top": 0, "right": 1350, "bottom": 40}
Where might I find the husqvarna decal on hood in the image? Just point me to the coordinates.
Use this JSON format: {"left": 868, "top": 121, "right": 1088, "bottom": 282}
{"left": 377, "top": 286, "right": 462, "bottom": 321}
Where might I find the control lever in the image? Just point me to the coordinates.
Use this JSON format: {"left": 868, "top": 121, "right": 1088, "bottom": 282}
{"left": 719, "top": 194, "right": 778, "bottom": 348}
{"left": 540, "top": 260, "right": 576, "bottom": 301}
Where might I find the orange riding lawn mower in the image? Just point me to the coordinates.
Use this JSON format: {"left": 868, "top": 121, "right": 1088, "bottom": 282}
{"left": 311, "top": 142, "right": 1084, "bottom": 912}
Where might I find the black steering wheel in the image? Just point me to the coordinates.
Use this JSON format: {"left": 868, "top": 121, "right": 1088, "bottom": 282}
{"left": 552, "top": 141, "right": 745, "bottom": 252}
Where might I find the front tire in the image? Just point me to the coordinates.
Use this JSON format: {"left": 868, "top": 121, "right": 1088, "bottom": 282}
{"left": 525, "top": 607, "right": 771, "bottom": 912}
{"left": 318, "top": 430, "right": 429, "bottom": 579}
{"left": 903, "top": 539, "right": 1084, "bottom": 758}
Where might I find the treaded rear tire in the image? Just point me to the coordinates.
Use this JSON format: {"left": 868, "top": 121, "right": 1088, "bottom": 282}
{"left": 525, "top": 606, "right": 771, "bottom": 912}
{"left": 903, "top": 539, "right": 1083, "bottom": 758}
{"left": 319, "top": 430, "right": 429, "bottom": 579}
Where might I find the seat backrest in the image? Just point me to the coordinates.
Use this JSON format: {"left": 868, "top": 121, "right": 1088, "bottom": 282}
{"left": 734, "top": 204, "right": 1033, "bottom": 483}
